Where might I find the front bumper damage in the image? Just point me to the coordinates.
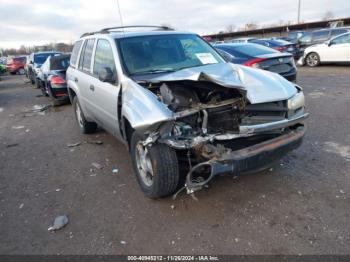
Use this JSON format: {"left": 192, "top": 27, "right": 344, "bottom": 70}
{"left": 144, "top": 111, "right": 308, "bottom": 194}
{"left": 185, "top": 126, "right": 306, "bottom": 193}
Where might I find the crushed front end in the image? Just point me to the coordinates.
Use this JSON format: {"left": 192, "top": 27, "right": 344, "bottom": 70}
{"left": 134, "top": 72, "right": 308, "bottom": 194}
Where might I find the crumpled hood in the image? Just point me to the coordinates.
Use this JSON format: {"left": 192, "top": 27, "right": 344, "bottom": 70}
{"left": 147, "top": 63, "right": 297, "bottom": 104}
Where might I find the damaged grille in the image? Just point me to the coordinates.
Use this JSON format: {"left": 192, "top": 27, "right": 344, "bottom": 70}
{"left": 241, "top": 101, "right": 287, "bottom": 125}
{"left": 207, "top": 104, "right": 241, "bottom": 132}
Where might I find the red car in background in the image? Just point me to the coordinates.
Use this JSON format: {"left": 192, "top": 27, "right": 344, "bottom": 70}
{"left": 6, "top": 56, "right": 26, "bottom": 75}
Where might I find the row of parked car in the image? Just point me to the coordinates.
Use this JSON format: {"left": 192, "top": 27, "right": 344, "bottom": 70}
{"left": 210, "top": 26, "right": 350, "bottom": 69}
{"left": 25, "top": 51, "right": 70, "bottom": 105}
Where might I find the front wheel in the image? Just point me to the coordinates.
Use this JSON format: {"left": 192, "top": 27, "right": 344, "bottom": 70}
{"left": 73, "top": 96, "right": 97, "bottom": 134}
{"left": 305, "top": 52, "right": 320, "bottom": 67}
{"left": 130, "top": 132, "right": 180, "bottom": 198}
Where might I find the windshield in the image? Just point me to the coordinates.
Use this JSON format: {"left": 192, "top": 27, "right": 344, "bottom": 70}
{"left": 34, "top": 53, "right": 60, "bottom": 65}
{"left": 117, "top": 34, "right": 224, "bottom": 75}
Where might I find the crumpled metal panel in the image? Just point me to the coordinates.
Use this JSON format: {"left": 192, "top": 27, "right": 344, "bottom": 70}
{"left": 122, "top": 63, "right": 298, "bottom": 129}
{"left": 149, "top": 63, "right": 297, "bottom": 104}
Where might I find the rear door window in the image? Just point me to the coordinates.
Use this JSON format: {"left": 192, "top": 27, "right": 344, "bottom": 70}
{"left": 93, "top": 39, "right": 116, "bottom": 77}
{"left": 70, "top": 40, "right": 83, "bottom": 68}
{"left": 79, "top": 39, "right": 95, "bottom": 73}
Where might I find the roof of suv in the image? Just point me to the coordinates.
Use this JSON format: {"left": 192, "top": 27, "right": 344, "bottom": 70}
{"left": 80, "top": 30, "right": 194, "bottom": 40}
{"left": 79, "top": 26, "right": 194, "bottom": 40}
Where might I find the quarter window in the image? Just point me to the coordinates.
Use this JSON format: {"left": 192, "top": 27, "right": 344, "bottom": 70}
{"left": 70, "top": 40, "right": 83, "bottom": 67}
{"left": 93, "top": 39, "right": 116, "bottom": 77}
{"left": 79, "top": 39, "right": 95, "bottom": 72}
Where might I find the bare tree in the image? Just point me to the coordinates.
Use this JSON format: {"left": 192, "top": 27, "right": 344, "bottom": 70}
{"left": 245, "top": 22, "right": 258, "bottom": 31}
{"left": 323, "top": 11, "right": 334, "bottom": 21}
{"left": 225, "top": 24, "right": 236, "bottom": 33}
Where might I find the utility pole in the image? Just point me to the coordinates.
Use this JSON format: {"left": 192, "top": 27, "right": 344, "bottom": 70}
{"left": 297, "top": 0, "right": 301, "bottom": 24}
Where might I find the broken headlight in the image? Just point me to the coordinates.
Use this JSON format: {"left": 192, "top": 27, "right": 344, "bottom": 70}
{"left": 287, "top": 91, "right": 305, "bottom": 118}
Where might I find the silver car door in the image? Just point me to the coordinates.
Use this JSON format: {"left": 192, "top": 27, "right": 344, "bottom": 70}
{"left": 76, "top": 38, "right": 96, "bottom": 119}
{"left": 88, "top": 38, "right": 121, "bottom": 137}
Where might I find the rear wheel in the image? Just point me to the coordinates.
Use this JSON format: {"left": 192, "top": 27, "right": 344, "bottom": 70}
{"left": 130, "top": 132, "right": 179, "bottom": 198}
{"left": 73, "top": 96, "right": 97, "bottom": 134}
{"left": 34, "top": 78, "right": 41, "bottom": 89}
{"left": 18, "top": 68, "right": 25, "bottom": 75}
{"left": 305, "top": 52, "right": 320, "bottom": 67}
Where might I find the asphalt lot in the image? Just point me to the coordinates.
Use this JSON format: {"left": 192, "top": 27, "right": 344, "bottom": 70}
{"left": 0, "top": 66, "right": 349, "bottom": 255}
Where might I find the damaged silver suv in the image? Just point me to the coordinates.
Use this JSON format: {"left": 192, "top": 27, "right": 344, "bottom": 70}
{"left": 67, "top": 26, "right": 309, "bottom": 198}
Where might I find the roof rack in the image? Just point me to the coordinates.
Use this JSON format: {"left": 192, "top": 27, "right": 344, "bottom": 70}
{"left": 80, "top": 25, "right": 173, "bottom": 37}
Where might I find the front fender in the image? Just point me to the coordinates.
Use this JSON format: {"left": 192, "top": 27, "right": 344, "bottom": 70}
{"left": 121, "top": 79, "right": 173, "bottom": 130}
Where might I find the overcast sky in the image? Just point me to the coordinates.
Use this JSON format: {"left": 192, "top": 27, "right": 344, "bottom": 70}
{"left": 0, "top": 0, "right": 349, "bottom": 49}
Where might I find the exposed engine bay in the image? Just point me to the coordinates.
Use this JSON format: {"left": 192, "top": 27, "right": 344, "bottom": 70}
{"left": 135, "top": 80, "right": 307, "bottom": 195}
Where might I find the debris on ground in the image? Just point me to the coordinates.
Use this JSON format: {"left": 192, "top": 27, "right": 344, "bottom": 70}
{"left": 87, "top": 140, "right": 103, "bottom": 145}
{"left": 48, "top": 215, "right": 69, "bottom": 231}
{"left": 23, "top": 104, "right": 51, "bottom": 116}
{"left": 112, "top": 168, "right": 119, "bottom": 174}
{"left": 5, "top": 143, "right": 19, "bottom": 148}
{"left": 55, "top": 188, "right": 61, "bottom": 192}
{"left": 12, "top": 125, "right": 25, "bottom": 130}
{"left": 170, "top": 205, "right": 175, "bottom": 210}
{"left": 0, "top": 107, "right": 3, "bottom": 112}
{"left": 32, "top": 104, "right": 51, "bottom": 112}
{"left": 120, "top": 240, "right": 126, "bottom": 245}
{"left": 19, "top": 203, "right": 24, "bottom": 209}
{"left": 118, "top": 184, "right": 126, "bottom": 187}
{"left": 92, "top": 162, "right": 103, "bottom": 169}
{"left": 67, "top": 142, "right": 81, "bottom": 148}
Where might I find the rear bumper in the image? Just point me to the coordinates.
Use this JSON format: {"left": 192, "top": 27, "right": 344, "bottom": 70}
{"left": 185, "top": 126, "right": 306, "bottom": 192}
{"left": 50, "top": 85, "right": 69, "bottom": 100}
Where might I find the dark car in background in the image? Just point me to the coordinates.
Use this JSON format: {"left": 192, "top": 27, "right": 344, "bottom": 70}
{"left": 248, "top": 39, "right": 299, "bottom": 58}
{"left": 215, "top": 43, "right": 297, "bottom": 82}
{"left": 36, "top": 54, "right": 70, "bottom": 105}
{"left": 297, "top": 27, "right": 350, "bottom": 56}
{"left": 6, "top": 56, "right": 26, "bottom": 75}
{"left": 27, "top": 51, "right": 62, "bottom": 86}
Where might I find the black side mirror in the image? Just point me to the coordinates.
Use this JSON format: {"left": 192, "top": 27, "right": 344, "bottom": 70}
{"left": 98, "top": 67, "right": 115, "bottom": 83}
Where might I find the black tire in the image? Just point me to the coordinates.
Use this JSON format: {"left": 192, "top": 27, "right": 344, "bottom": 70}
{"left": 35, "top": 78, "right": 41, "bottom": 89}
{"left": 130, "top": 132, "right": 179, "bottom": 198}
{"left": 305, "top": 52, "right": 320, "bottom": 67}
{"left": 72, "top": 96, "right": 97, "bottom": 134}
{"left": 10, "top": 72, "right": 16, "bottom": 75}
{"left": 40, "top": 81, "right": 49, "bottom": 97}
{"left": 29, "top": 71, "right": 35, "bottom": 84}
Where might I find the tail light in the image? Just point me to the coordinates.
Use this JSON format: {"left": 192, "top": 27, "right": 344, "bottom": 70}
{"left": 274, "top": 46, "right": 288, "bottom": 52}
{"left": 243, "top": 58, "right": 266, "bottom": 68}
{"left": 51, "top": 75, "right": 66, "bottom": 85}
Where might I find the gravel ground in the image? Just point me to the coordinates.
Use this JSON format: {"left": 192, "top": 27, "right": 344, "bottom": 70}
{"left": 0, "top": 66, "right": 349, "bottom": 255}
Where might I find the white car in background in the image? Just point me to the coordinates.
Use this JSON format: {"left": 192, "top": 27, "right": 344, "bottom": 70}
{"left": 299, "top": 32, "right": 350, "bottom": 67}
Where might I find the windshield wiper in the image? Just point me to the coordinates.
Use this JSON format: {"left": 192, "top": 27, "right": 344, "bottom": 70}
{"left": 131, "top": 69, "right": 175, "bottom": 75}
